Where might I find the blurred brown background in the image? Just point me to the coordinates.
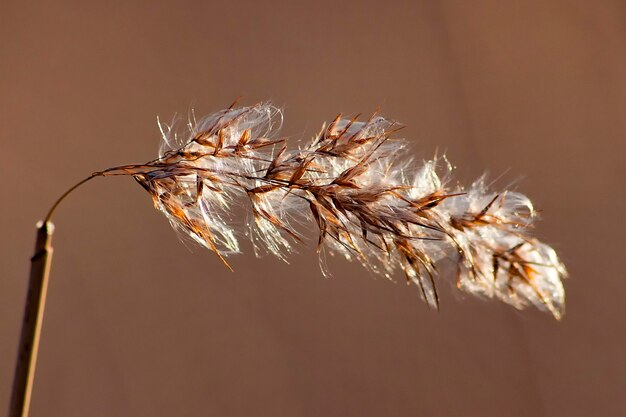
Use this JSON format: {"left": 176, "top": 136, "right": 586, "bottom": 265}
{"left": 1, "top": 1, "right": 624, "bottom": 416}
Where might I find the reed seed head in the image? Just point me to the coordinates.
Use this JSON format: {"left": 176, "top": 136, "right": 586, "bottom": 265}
{"left": 101, "top": 102, "right": 566, "bottom": 319}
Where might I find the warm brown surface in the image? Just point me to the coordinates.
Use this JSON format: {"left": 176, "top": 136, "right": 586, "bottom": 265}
{"left": 1, "top": 1, "right": 624, "bottom": 416}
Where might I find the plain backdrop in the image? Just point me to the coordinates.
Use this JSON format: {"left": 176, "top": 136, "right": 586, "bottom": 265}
{"left": 1, "top": 1, "right": 624, "bottom": 416}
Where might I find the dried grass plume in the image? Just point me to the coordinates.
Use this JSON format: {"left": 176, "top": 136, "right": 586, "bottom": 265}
{"left": 97, "top": 102, "right": 567, "bottom": 319}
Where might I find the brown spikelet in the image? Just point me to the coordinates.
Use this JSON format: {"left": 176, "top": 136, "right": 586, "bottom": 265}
{"left": 94, "top": 102, "right": 566, "bottom": 319}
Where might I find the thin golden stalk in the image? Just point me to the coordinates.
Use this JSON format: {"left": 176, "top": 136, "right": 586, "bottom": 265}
{"left": 44, "top": 174, "right": 98, "bottom": 223}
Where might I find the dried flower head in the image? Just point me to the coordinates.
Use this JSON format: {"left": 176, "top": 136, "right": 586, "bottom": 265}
{"left": 99, "top": 102, "right": 566, "bottom": 319}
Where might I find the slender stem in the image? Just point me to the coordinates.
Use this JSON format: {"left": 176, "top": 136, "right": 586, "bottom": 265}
{"left": 9, "top": 222, "right": 54, "bottom": 417}
{"left": 44, "top": 174, "right": 98, "bottom": 223}
{"left": 10, "top": 173, "right": 105, "bottom": 417}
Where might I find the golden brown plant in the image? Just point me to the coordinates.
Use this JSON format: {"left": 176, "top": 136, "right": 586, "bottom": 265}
{"left": 12, "top": 101, "right": 567, "bottom": 417}
{"left": 83, "top": 102, "right": 566, "bottom": 318}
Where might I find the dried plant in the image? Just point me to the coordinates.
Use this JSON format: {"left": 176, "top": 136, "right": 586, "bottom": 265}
{"left": 12, "top": 101, "right": 567, "bottom": 417}
{"left": 90, "top": 102, "right": 566, "bottom": 319}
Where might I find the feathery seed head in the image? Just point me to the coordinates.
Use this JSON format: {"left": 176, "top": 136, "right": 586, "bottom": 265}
{"left": 101, "top": 102, "right": 566, "bottom": 318}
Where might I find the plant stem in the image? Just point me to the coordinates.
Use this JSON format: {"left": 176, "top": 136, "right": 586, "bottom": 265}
{"left": 10, "top": 173, "right": 101, "bottom": 417}
{"left": 44, "top": 174, "right": 97, "bottom": 223}
{"left": 9, "top": 222, "right": 54, "bottom": 417}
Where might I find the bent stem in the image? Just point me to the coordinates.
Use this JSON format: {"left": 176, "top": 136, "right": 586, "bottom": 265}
{"left": 44, "top": 174, "right": 98, "bottom": 223}
{"left": 10, "top": 173, "right": 105, "bottom": 417}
